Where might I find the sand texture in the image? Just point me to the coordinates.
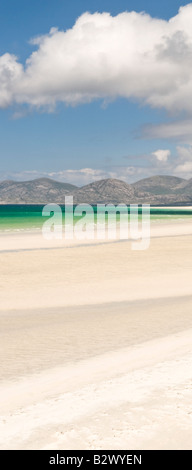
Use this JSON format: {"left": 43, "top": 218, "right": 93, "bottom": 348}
{"left": 0, "top": 219, "right": 192, "bottom": 449}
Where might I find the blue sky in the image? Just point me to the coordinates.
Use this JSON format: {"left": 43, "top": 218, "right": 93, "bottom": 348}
{"left": 0, "top": 0, "right": 192, "bottom": 185}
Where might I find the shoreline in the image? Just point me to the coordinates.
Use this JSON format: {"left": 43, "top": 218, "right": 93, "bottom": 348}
{"left": 0, "top": 217, "right": 192, "bottom": 252}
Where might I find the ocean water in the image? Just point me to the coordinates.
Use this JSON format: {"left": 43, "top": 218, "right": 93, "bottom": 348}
{"left": 0, "top": 204, "right": 192, "bottom": 232}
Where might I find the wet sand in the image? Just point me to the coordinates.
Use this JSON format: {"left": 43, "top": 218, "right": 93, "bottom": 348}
{"left": 0, "top": 220, "right": 192, "bottom": 449}
{"left": 1, "top": 295, "right": 192, "bottom": 382}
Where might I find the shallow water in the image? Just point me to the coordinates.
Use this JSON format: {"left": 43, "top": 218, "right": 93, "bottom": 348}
{"left": 0, "top": 204, "right": 192, "bottom": 232}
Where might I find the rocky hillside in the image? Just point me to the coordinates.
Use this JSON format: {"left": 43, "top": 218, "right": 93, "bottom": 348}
{"left": 132, "top": 176, "right": 187, "bottom": 195}
{"left": 0, "top": 175, "right": 192, "bottom": 205}
{"left": 73, "top": 176, "right": 191, "bottom": 205}
{"left": 0, "top": 178, "right": 77, "bottom": 203}
{"left": 73, "top": 178, "right": 134, "bottom": 204}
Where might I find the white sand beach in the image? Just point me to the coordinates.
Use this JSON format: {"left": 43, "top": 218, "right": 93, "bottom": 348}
{"left": 0, "top": 219, "right": 192, "bottom": 449}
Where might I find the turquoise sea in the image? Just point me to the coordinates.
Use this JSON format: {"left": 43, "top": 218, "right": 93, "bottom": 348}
{"left": 0, "top": 204, "right": 192, "bottom": 232}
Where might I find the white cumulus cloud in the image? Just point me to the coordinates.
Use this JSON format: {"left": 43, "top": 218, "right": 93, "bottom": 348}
{"left": 152, "top": 149, "right": 171, "bottom": 162}
{"left": 1, "top": 5, "right": 192, "bottom": 111}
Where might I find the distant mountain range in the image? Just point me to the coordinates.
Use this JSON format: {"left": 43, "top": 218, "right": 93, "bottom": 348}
{"left": 0, "top": 175, "right": 192, "bottom": 205}
{"left": 0, "top": 178, "right": 77, "bottom": 204}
